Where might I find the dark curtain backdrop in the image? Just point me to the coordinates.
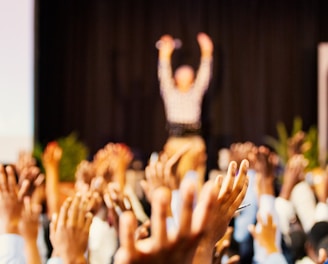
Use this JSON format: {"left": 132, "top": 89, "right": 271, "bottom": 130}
{"left": 36, "top": 0, "right": 328, "bottom": 170}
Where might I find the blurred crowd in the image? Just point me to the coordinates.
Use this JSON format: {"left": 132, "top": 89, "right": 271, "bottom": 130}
{"left": 0, "top": 130, "right": 327, "bottom": 264}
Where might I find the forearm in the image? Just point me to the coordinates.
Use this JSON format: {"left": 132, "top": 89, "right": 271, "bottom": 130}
{"left": 194, "top": 58, "right": 212, "bottom": 90}
{"left": 0, "top": 220, "right": 19, "bottom": 235}
{"left": 25, "top": 239, "right": 42, "bottom": 264}
{"left": 114, "top": 166, "right": 126, "bottom": 193}
{"left": 45, "top": 166, "right": 60, "bottom": 215}
{"left": 192, "top": 241, "right": 214, "bottom": 264}
{"left": 158, "top": 59, "right": 175, "bottom": 91}
{"left": 159, "top": 49, "right": 172, "bottom": 61}
{"left": 201, "top": 49, "right": 213, "bottom": 59}
{"left": 279, "top": 184, "right": 293, "bottom": 200}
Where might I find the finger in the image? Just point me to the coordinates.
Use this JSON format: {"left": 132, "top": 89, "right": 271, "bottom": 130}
{"left": 135, "top": 225, "right": 149, "bottom": 241}
{"left": 219, "top": 161, "right": 237, "bottom": 199}
{"left": 214, "top": 174, "right": 223, "bottom": 197}
{"left": 77, "top": 198, "right": 88, "bottom": 228}
{"left": 192, "top": 181, "right": 216, "bottom": 233}
{"left": 151, "top": 187, "right": 170, "bottom": 245}
{"left": 123, "top": 196, "right": 132, "bottom": 211}
{"left": 23, "top": 196, "right": 32, "bottom": 215}
{"left": 225, "top": 160, "right": 249, "bottom": 206}
{"left": 51, "top": 213, "right": 58, "bottom": 233}
{"left": 58, "top": 197, "right": 72, "bottom": 227}
{"left": 227, "top": 255, "right": 240, "bottom": 264}
{"left": 29, "top": 166, "right": 41, "bottom": 181}
{"left": 83, "top": 212, "right": 93, "bottom": 233}
{"left": 67, "top": 195, "right": 81, "bottom": 227}
{"left": 18, "top": 179, "right": 30, "bottom": 200}
{"left": 155, "top": 161, "right": 164, "bottom": 180}
{"left": 0, "top": 164, "right": 8, "bottom": 193}
{"left": 230, "top": 177, "right": 249, "bottom": 213}
{"left": 164, "top": 145, "right": 191, "bottom": 179}
{"left": 166, "top": 143, "right": 191, "bottom": 169}
{"left": 178, "top": 179, "right": 195, "bottom": 237}
{"left": 144, "top": 165, "right": 152, "bottom": 181}
{"left": 103, "top": 191, "right": 114, "bottom": 209}
{"left": 215, "top": 239, "right": 230, "bottom": 258}
{"left": 87, "top": 191, "right": 101, "bottom": 212}
{"left": 34, "top": 174, "right": 45, "bottom": 187}
{"left": 119, "top": 211, "right": 137, "bottom": 253}
{"left": 234, "top": 159, "right": 249, "bottom": 189}
{"left": 6, "top": 166, "right": 17, "bottom": 195}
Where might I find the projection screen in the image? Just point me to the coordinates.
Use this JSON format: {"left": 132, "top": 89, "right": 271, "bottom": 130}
{"left": 0, "top": 0, "right": 35, "bottom": 163}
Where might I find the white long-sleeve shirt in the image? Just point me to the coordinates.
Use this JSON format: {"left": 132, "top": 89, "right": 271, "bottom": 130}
{"left": 158, "top": 58, "right": 212, "bottom": 125}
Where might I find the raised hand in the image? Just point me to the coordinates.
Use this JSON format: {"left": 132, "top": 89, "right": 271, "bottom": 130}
{"left": 42, "top": 141, "right": 62, "bottom": 170}
{"left": 158, "top": 34, "right": 175, "bottom": 60}
{"left": 93, "top": 142, "right": 133, "bottom": 191}
{"left": 103, "top": 182, "right": 133, "bottom": 232}
{"left": 42, "top": 141, "right": 62, "bottom": 217}
{"left": 50, "top": 194, "right": 93, "bottom": 264}
{"left": 229, "top": 141, "right": 257, "bottom": 168}
{"left": 192, "top": 159, "right": 249, "bottom": 263}
{"left": 0, "top": 164, "right": 24, "bottom": 235}
{"left": 197, "top": 32, "right": 213, "bottom": 58}
{"left": 114, "top": 179, "right": 201, "bottom": 264}
{"left": 15, "top": 151, "right": 36, "bottom": 175}
{"left": 310, "top": 167, "right": 328, "bottom": 203}
{"left": 114, "top": 160, "right": 249, "bottom": 264}
{"left": 141, "top": 145, "right": 190, "bottom": 203}
{"left": 279, "top": 154, "right": 308, "bottom": 200}
{"left": 248, "top": 213, "right": 279, "bottom": 255}
{"left": 19, "top": 197, "right": 42, "bottom": 264}
{"left": 75, "top": 160, "right": 95, "bottom": 192}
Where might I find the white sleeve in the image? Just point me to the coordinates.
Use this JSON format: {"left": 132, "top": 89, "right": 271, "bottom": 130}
{"left": 158, "top": 60, "right": 175, "bottom": 95}
{"left": 263, "top": 253, "right": 288, "bottom": 264}
{"left": 46, "top": 257, "right": 63, "bottom": 264}
{"left": 0, "top": 234, "right": 26, "bottom": 264}
{"left": 315, "top": 202, "right": 328, "bottom": 222}
{"left": 193, "top": 57, "right": 212, "bottom": 94}
{"left": 275, "top": 197, "right": 296, "bottom": 235}
{"left": 290, "top": 181, "right": 316, "bottom": 232}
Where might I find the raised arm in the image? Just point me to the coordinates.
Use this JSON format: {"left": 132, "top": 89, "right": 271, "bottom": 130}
{"left": 197, "top": 32, "right": 213, "bottom": 60}
{"left": 42, "top": 141, "right": 62, "bottom": 217}
{"left": 157, "top": 34, "right": 176, "bottom": 92}
{"left": 158, "top": 34, "right": 175, "bottom": 61}
{"left": 193, "top": 32, "right": 213, "bottom": 92}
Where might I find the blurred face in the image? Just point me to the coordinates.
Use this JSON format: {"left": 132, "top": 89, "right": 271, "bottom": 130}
{"left": 174, "top": 65, "right": 195, "bottom": 91}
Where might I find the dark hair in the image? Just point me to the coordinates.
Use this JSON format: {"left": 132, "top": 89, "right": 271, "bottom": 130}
{"left": 289, "top": 229, "right": 307, "bottom": 260}
{"left": 308, "top": 221, "right": 328, "bottom": 251}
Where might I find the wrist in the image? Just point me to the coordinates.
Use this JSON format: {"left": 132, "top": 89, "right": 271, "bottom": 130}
{"left": 265, "top": 244, "right": 280, "bottom": 255}
{"left": 0, "top": 220, "right": 20, "bottom": 235}
{"left": 193, "top": 243, "right": 213, "bottom": 264}
{"left": 279, "top": 186, "right": 292, "bottom": 200}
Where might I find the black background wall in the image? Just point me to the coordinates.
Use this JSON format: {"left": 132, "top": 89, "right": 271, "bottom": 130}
{"left": 36, "top": 0, "right": 328, "bottom": 169}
